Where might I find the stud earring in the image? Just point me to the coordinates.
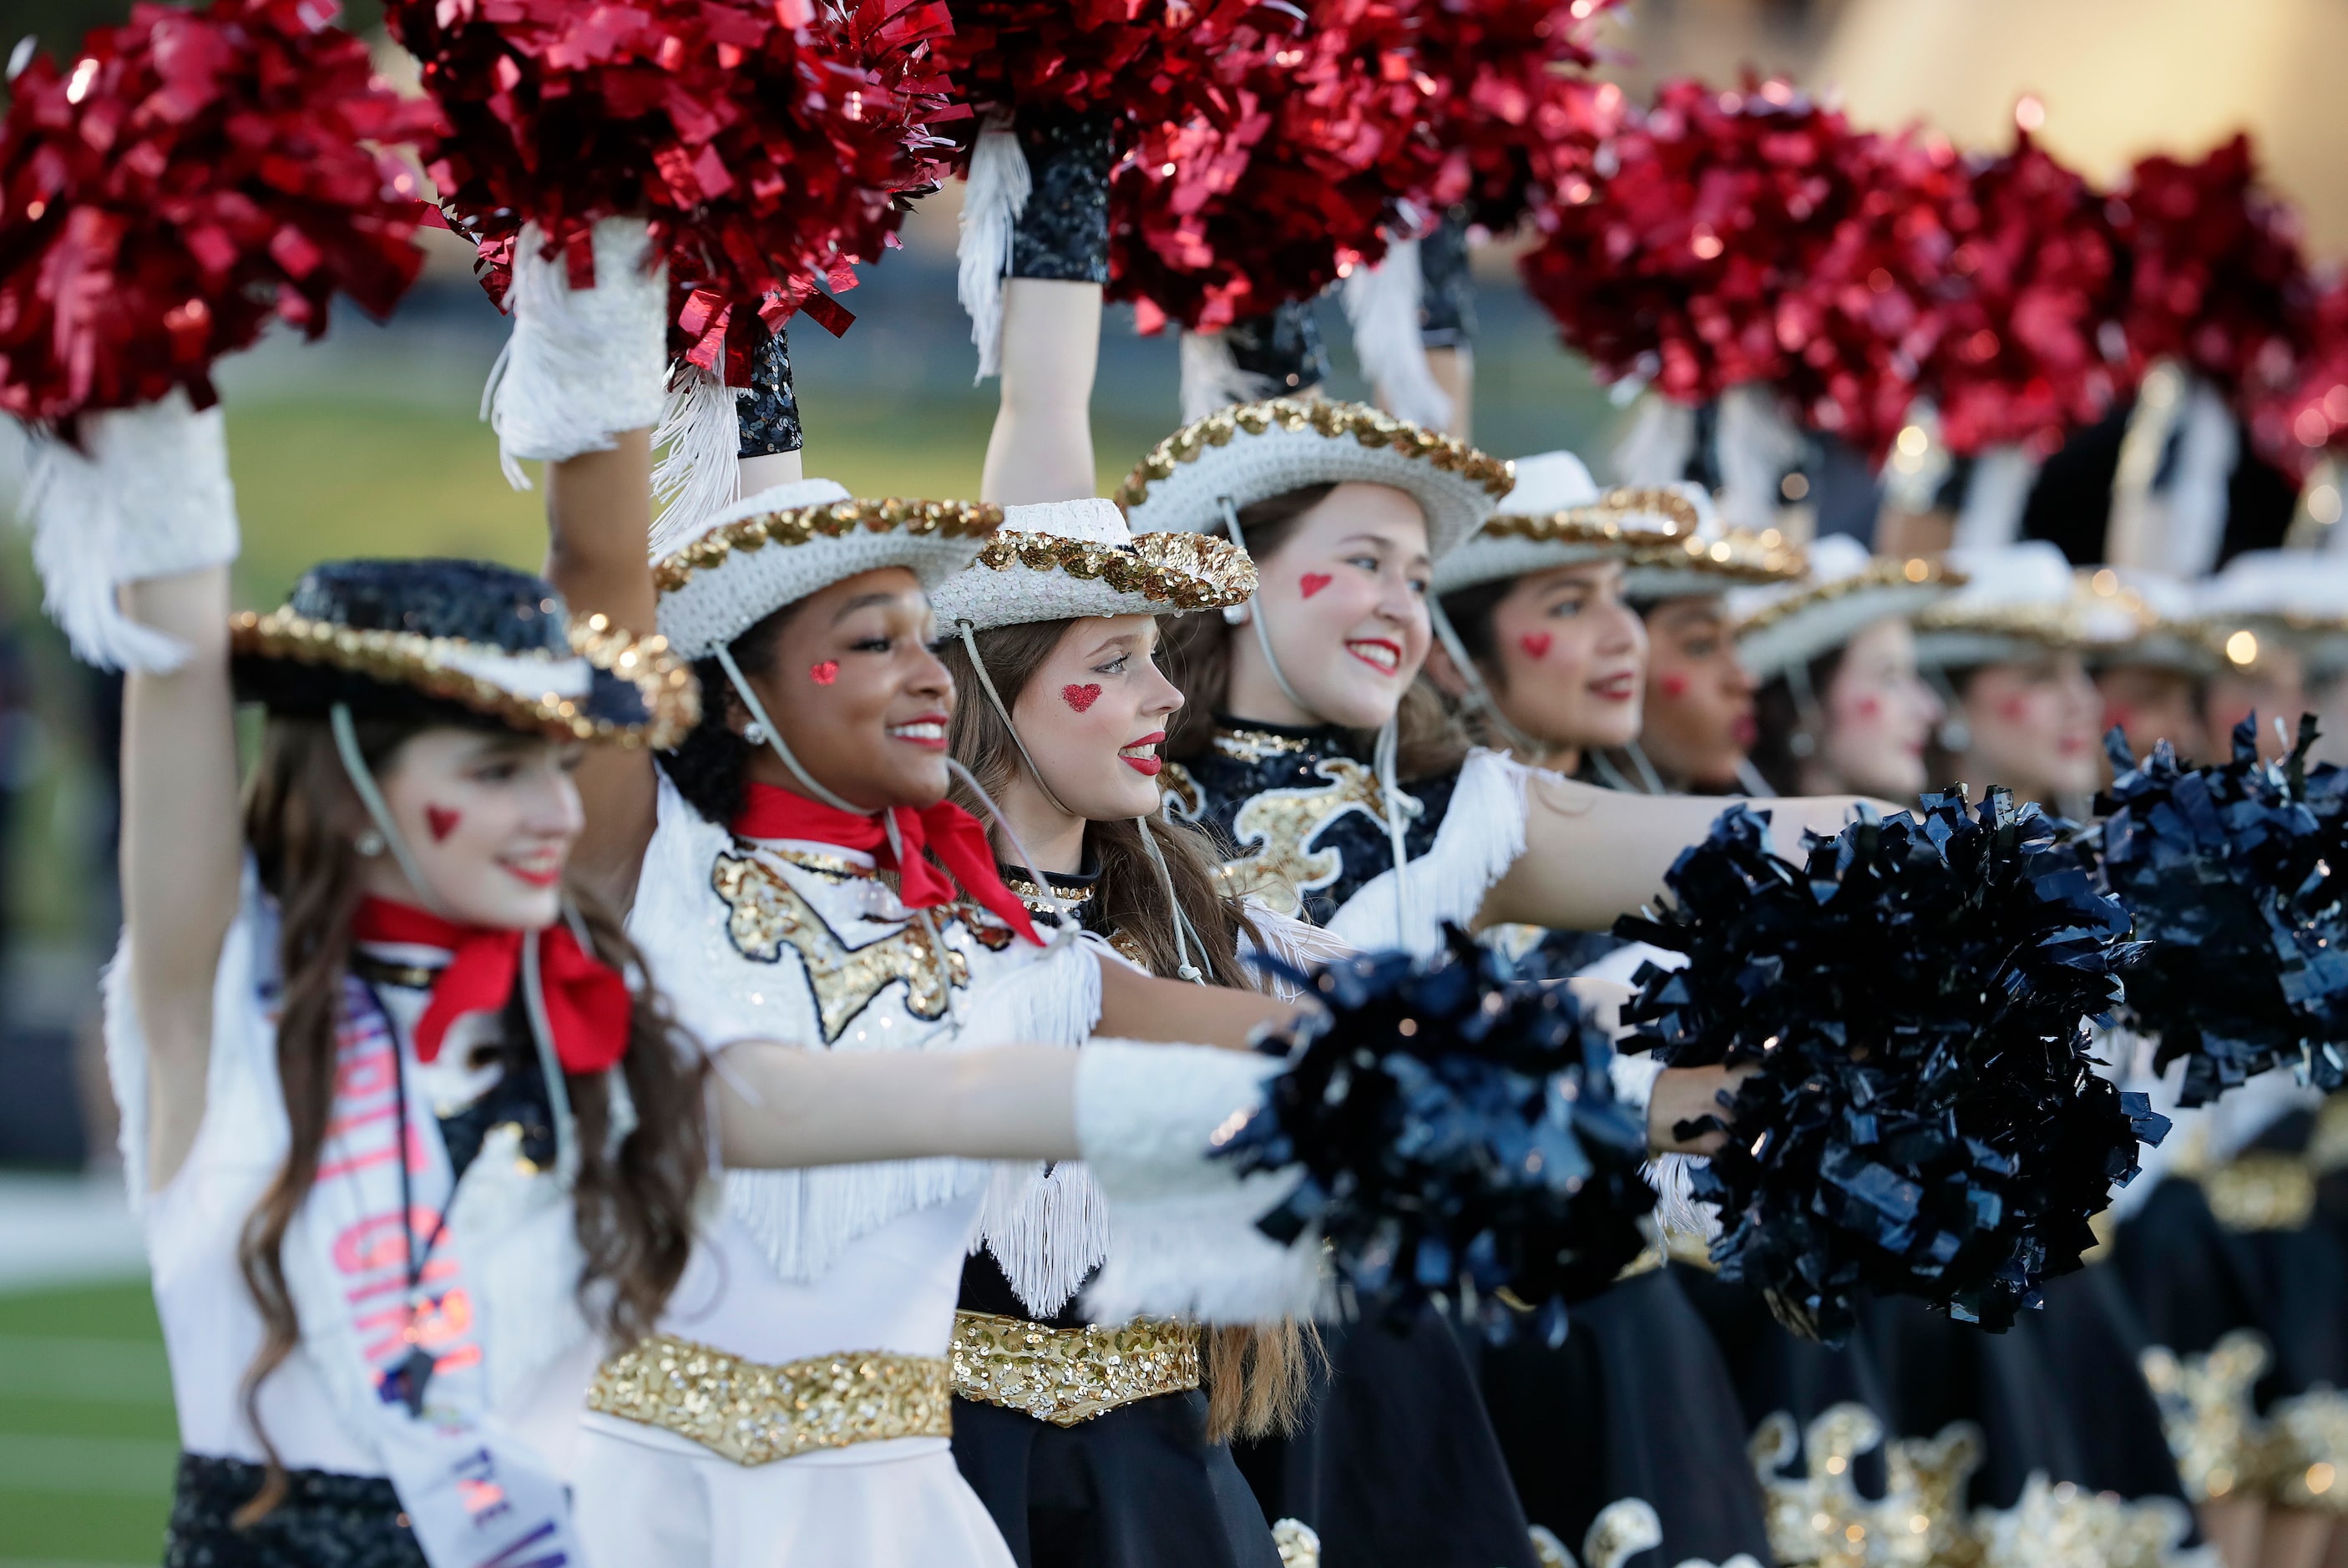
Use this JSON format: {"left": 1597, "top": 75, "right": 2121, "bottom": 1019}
{"left": 1788, "top": 731, "right": 1816, "bottom": 759}
{"left": 1937, "top": 716, "right": 1971, "bottom": 753}
{"left": 742, "top": 721, "right": 768, "bottom": 746}
{"left": 355, "top": 830, "right": 386, "bottom": 857}
{"left": 1222, "top": 603, "right": 1250, "bottom": 626}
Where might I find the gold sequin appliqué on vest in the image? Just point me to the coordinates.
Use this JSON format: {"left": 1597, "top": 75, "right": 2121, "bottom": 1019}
{"left": 712, "top": 850, "right": 1013, "bottom": 1043}
{"left": 1221, "top": 755, "right": 1416, "bottom": 918}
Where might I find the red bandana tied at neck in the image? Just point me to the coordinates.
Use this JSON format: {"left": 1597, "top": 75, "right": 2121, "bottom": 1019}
{"left": 732, "top": 783, "right": 1045, "bottom": 946}
{"left": 352, "top": 898, "right": 632, "bottom": 1075}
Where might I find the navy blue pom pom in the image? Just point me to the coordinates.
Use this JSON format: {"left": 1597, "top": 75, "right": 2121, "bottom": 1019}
{"left": 1614, "top": 790, "right": 2161, "bottom": 1342}
{"left": 1214, "top": 928, "right": 1655, "bottom": 1343}
{"left": 2093, "top": 715, "right": 2348, "bottom": 1106}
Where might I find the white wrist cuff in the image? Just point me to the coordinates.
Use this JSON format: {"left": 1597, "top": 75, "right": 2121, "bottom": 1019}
{"left": 1074, "top": 1041, "right": 1325, "bottom": 1324}
{"left": 20, "top": 389, "right": 239, "bottom": 671}
{"left": 486, "top": 216, "right": 669, "bottom": 485}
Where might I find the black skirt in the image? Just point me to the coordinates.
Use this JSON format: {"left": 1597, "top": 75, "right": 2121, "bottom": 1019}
{"left": 954, "top": 1392, "right": 1279, "bottom": 1568}
{"left": 1237, "top": 1304, "right": 1541, "bottom": 1568}
{"left": 952, "top": 1253, "right": 1279, "bottom": 1568}
{"left": 1480, "top": 1266, "right": 1774, "bottom": 1568}
{"left": 164, "top": 1453, "right": 424, "bottom": 1568}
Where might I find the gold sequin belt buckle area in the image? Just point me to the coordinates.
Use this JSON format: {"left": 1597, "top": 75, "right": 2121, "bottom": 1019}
{"left": 950, "top": 1312, "right": 1202, "bottom": 1428}
{"left": 587, "top": 1335, "right": 953, "bottom": 1466}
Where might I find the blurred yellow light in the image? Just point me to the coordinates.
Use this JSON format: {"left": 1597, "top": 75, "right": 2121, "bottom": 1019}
{"left": 2311, "top": 484, "right": 2343, "bottom": 526}
{"left": 1905, "top": 559, "right": 1931, "bottom": 582}
{"left": 1896, "top": 424, "right": 1930, "bottom": 457}
{"left": 2226, "top": 630, "right": 2260, "bottom": 667}
{"left": 2091, "top": 569, "right": 2119, "bottom": 595}
{"left": 2310, "top": 1464, "right": 2335, "bottom": 1495}
{"left": 1780, "top": 473, "right": 1810, "bottom": 500}
{"left": 2014, "top": 94, "right": 2046, "bottom": 132}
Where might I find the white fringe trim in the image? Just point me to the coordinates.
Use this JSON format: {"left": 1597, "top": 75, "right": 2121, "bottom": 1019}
{"left": 969, "top": 943, "right": 1113, "bottom": 1317}
{"left": 1178, "top": 331, "right": 1276, "bottom": 422}
{"left": 483, "top": 216, "right": 668, "bottom": 488}
{"left": 1614, "top": 397, "right": 1697, "bottom": 487}
{"left": 1343, "top": 237, "right": 1452, "bottom": 431}
{"left": 20, "top": 392, "right": 239, "bottom": 672}
{"left": 1323, "top": 748, "right": 1531, "bottom": 958}
{"left": 650, "top": 363, "right": 743, "bottom": 552}
{"left": 1952, "top": 443, "right": 2039, "bottom": 551}
{"left": 1716, "top": 384, "right": 1803, "bottom": 535}
{"left": 957, "top": 121, "right": 1030, "bottom": 382}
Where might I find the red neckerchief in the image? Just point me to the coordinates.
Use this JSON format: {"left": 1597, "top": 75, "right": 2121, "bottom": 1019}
{"left": 352, "top": 898, "right": 631, "bottom": 1075}
{"left": 731, "top": 782, "right": 1044, "bottom": 946}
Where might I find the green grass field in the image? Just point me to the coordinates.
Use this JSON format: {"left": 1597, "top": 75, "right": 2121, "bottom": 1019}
{"left": 0, "top": 1280, "right": 174, "bottom": 1567}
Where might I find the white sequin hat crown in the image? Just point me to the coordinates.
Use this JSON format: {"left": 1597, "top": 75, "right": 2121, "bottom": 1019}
{"left": 1729, "top": 534, "right": 1962, "bottom": 685}
{"left": 2077, "top": 566, "right": 2215, "bottom": 676}
{"left": 928, "top": 498, "right": 1257, "bottom": 634}
{"left": 1431, "top": 451, "right": 1708, "bottom": 596}
{"left": 1619, "top": 502, "right": 1804, "bottom": 604}
{"left": 650, "top": 478, "right": 1001, "bottom": 660}
{"left": 2196, "top": 549, "right": 2348, "bottom": 678}
{"left": 1114, "top": 397, "right": 1515, "bottom": 560}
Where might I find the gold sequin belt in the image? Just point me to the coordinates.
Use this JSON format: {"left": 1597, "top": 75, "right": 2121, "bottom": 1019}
{"left": 586, "top": 1334, "right": 952, "bottom": 1466}
{"left": 950, "top": 1312, "right": 1202, "bottom": 1427}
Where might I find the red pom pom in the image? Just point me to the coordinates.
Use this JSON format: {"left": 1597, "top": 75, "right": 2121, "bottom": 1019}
{"left": 389, "top": 0, "right": 950, "bottom": 359}
{"left": 0, "top": 0, "right": 438, "bottom": 430}
{"left": 2246, "top": 274, "right": 2348, "bottom": 479}
{"left": 1929, "top": 132, "right": 2129, "bottom": 458}
{"left": 934, "top": 0, "right": 1242, "bottom": 125}
{"left": 1518, "top": 79, "right": 1877, "bottom": 414}
{"left": 1415, "top": 0, "right": 1623, "bottom": 236}
{"left": 1107, "top": 0, "right": 1455, "bottom": 332}
{"left": 2112, "top": 135, "right": 2310, "bottom": 399}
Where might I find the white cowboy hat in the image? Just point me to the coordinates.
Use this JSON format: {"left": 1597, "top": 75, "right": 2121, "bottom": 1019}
{"left": 652, "top": 478, "right": 1000, "bottom": 661}
{"left": 1430, "top": 451, "right": 1708, "bottom": 597}
{"left": 1912, "top": 541, "right": 2118, "bottom": 669}
{"left": 1114, "top": 397, "right": 1514, "bottom": 561}
{"left": 1730, "top": 534, "right": 1961, "bottom": 685}
{"left": 929, "top": 498, "right": 1257, "bottom": 634}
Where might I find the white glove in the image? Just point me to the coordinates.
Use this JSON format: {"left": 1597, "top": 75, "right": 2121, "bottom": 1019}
{"left": 1074, "top": 1041, "right": 1327, "bottom": 1324}
{"left": 19, "top": 388, "right": 238, "bottom": 671}
{"left": 486, "top": 215, "right": 669, "bottom": 487}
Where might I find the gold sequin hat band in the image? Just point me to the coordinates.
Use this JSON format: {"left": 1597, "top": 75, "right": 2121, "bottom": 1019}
{"left": 1114, "top": 397, "right": 1515, "bottom": 561}
{"left": 1913, "top": 542, "right": 2132, "bottom": 667}
{"left": 650, "top": 478, "right": 1004, "bottom": 661}
{"left": 1729, "top": 535, "right": 1963, "bottom": 684}
{"left": 1432, "top": 451, "right": 1709, "bottom": 595}
{"left": 229, "top": 559, "right": 698, "bottom": 751}
{"left": 1621, "top": 524, "right": 1808, "bottom": 601}
{"left": 928, "top": 498, "right": 1257, "bottom": 634}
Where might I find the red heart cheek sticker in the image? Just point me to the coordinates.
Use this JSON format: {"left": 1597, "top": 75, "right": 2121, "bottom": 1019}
{"left": 808, "top": 660, "right": 839, "bottom": 685}
{"left": 1298, "top": 573, "right": 1333, "bottom": 599}
{"left": 1659, "top": 674, "right": 1689, "bottom": 700}
{"left": 1062, "top": 684, "right": 1103, "bottom": 713}
{"left": 1519, "top": 633, "right": 1553, "bottom": 660}
{"left": 425, "top": 807, "right": 461, "bottom": 843}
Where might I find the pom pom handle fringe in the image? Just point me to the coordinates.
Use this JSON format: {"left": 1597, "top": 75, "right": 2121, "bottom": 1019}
{"left": 1342, "top": 237, "right": 1453, "bottom": 432}
{"left": 957, "top": 121, "right": 1031, "bottom": 383}
{"left": 18, "top": 391, "right": 240, "bottom": 672}
{"left": 1178, "top": 332, "right": 1276, "bottom": 422}
{"left": 651, "top": 364, "right": 744, "bottom": 549}
{"left": 483, "top": 217, "right": 670, "bottom": 488}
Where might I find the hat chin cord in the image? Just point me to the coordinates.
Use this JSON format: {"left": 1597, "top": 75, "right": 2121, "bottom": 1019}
{"left": 1425, "top": 598, "right": 1545, "bottom": 760}
{"left": 331, "top": 702, "right": 581, "bottom": 1183}
{"left": 1218, "top": 497, "right": 1417, "bottom": 943}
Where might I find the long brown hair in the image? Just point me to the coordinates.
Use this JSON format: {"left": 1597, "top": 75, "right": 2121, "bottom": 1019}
{"left": 1160, "top": 484, "right": 1469, "bottom": 781}
{"left": 235, "top": 712, "right": 708, "bottom": 1520}
{"left": 939, "top": 618, "right": 1317, "bottom": 1439}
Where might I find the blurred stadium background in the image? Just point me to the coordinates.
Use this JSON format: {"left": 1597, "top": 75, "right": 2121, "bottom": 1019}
{"left": 4, "top": 0, "right": 2347, "bottom": 1559}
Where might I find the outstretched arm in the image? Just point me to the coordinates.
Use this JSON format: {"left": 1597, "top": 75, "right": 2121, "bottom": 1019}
{"left": 1477, "top": 774, "right": 1889, "bottom": 933}
{"left": 717, "top": 1041, "right": 1081, "bottom": 1167}
{"left": 119, "top": 565, "right": 242, "bottom": 1191}
{"left": 1095, "top": 957, "right": 1308, "bottom": 1050}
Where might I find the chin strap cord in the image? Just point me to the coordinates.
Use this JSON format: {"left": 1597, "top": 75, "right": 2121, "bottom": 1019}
{"left": 715, "top": 641, "right": 868, "bottom": 815}
{"left": 519, "top": 928, "right": 583, "bottom": 1184}
{"left": 1425, "top": 596, "right": 1543, "bottom": 758}
{"left": 945, "top": 756, "right": 1081, "bottom": 940}
{"left": 1217, "top": 497, "right": 1315, "bottom": 716}
{"left": 1133, "top": 812, "right": 1208, "bottom": 983}
{"left": 330, "top": 703, "right": 453, "bottom": 917}
{"left": 1372, "top": 716, "right": 1418, "bottom": 943}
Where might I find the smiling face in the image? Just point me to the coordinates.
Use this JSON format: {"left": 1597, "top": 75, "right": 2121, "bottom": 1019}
{"left": 362, "top": 727, "right": 585, "bottom": 928}
{"left": 1956, "top": 650, "right": 2104, "bottom": 802}
{"left": 1227, "top": 482, "right": 1434, "bottom": 731}
{"left": 1639, "top": 596, "right": 1758, "bottom": 790}
{"left": 1008, "top": 614, "right": 1185, "bottom": 821}
{"left": 1479, "top": 560, "right": 1647, "bottom": 761}
{"left": 1814, "top": 617, "right": 1941, "bottom": 802}
{"left": 736, "top": 566, "right": 957, "bottom": 811}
